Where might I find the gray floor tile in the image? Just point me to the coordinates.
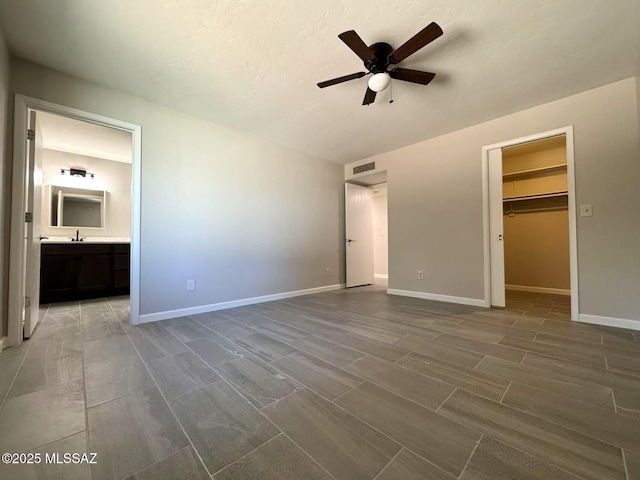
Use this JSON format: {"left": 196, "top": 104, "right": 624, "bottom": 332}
{"left": 429, "top": 320, "right": 518, "bottom": 343}
{"left": 332, "top": 333, "right": 410, "bottom": 362}
{"left": 376, "top": 448, "right": 455, "bottom": 480}
{"left": 439, "top": 389, "right": 626, "bottom": 480}
{"left": 523, "top": 352, "right": 640, "bottom": 394}
{"left": 10, "top": 351, "right": 83, "bottom": 397}
{"left": 395, "top": 335, "right": 484, "bottom": 368}
{"left": 624, "top": 450, "right": 639, "bottom": 480}
{"left": 148, "top": 351, "right": 220, "bottom": 399}
{"left": 249, "top": 321, "right": 310, "bottom": 343}
{"left": 233, "top": 332, "right": 298, "bottom": 362}
{"left": 398, "top": 353, "right": 508, "bottom": 401}
{"left": 500, "top": 336, "right": 606, "bottom": 368}
{"left": 189, "top": 311, "right": 231, "bottom": 325}
{"left": 0, "top": 431, "right": 90, "bottom": 480}
{"left": 225, "top": 311, "right": 271, "bottom": 326}
{"left": 214, "top": 355, "right": 301, "bottom": 407}
{"left": 85, "top": 354, "right": 156, "bottom": 407}
{"left": 28, "top": 330, "right": 83, "bottom": 357}
{"left": 185, "top": 337, "right": 243, "bottom": 367}
{"left": 514, "top": 318, "right": 603, "bottom": 342}
{"left": 273, "top": 351, "right": 362, "bottom": 400}
{"left": 476, "top": 356, "right": 615, "bottom": 409}
{"left": 0, "top": 380, "right": 85, "bottom": 453}
{"left": 502, "top": 382, "right": 640, "bottom": 450}
{"left": 89, "top": 388, "right": 189, "bottom": 480}
{"left": 128, "top": 329, "right": 189, "bottom": 362}
{"left": 606, "top": 353, "right": 640, "bottom": 377}
{"left": 124, "top": 321, "right": 169, "bottom": 337}
{"left": 335, "top": 382, "right": 481, "bottom": 477}
{"left": 83, "top": 335, "right": 137, "bottom": 368}
{"left": 124, "top": 446, "right": 210, "bottom": 480}
{"left": 0, "top": 431, "right": 89, "bottom": 480}
{"left": 213, "top": 434, "right": 331, "bottom": 479}
{"left": 263, "top": 388, "right": 400, "bottom": 480}
{"left": 82, "top": 320, "right": 126, "bottom": 343}
{"left": 345, "top": 355, "right": 455, "bottom": 409}
{"left": 613, "top": 389, "right": 640, "bottom": 419}
{"left": 433, "top": 333, "right": 525, "bottom": 363}
{"left": 0, "top": 351, "right": 26, "bottom": 404}
{"left": 169, "top": 380, "right": 279, "bottom": 473}
{"left": 290, "top": 335, "right": 365, "bottom": 367}
{"left": 205, "top": 319, "right": 256, "bottom": 339}
{"left": 161, "top": 317, "right": 218, "bottom": 342}
{"left": 461, "top": 435, "right": 581, "bottom": 480}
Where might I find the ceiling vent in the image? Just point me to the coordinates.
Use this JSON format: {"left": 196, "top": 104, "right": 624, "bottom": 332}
{"left": 353, "top": 162, "right": 375, "bottom": 175}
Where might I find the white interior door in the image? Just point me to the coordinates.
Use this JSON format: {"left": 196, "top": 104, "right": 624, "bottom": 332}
{"left": 345, "top": 183, "right": 374, "bottom": 287}
{"left": 488, "top": 148, "right": 506, "bottom": 307}
{"left": 24, "top": 110, "right": 43, "bottom": 337}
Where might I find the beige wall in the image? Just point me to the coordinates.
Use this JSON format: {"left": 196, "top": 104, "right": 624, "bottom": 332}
{"left": 10, "top": 58, "right": 345, "bottom": 317}
{"left": 40, "top": 149, "right": 132, "bottom": 238}
{"left": 0, "top": 29, "right": 9, "bottom": 338}
{"left": 346, "top": 78, "right": 640, "bottom": 322}
{"left": 373, "top": 191, "right": 388, "bottom": 278}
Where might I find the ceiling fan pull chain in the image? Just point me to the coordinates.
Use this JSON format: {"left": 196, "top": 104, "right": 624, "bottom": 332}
{"left": 389, "top": 80, "right": 394, "bottom": 104}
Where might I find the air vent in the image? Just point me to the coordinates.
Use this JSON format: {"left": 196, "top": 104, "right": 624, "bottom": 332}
{"left": 353, "top": 162, "right": 375, "bottom": 175}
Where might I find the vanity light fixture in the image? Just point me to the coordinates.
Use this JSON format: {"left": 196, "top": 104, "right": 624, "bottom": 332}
{"left": 60, "top": 168, "right": 95, "bottom": 179}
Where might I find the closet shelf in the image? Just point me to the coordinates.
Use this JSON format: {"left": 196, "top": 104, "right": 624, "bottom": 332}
{"left": 503, "top": 191, "right": 568, "bottom": 202}
{"left": 502, "top": 164, "right": 567, "bottom": 181}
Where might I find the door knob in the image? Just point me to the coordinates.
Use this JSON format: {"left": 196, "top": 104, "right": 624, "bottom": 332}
{"left": 39, "top": 236, "right": 49, "bottom": 240}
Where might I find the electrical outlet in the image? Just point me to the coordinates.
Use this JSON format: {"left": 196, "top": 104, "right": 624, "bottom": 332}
{"left": 326, "top": 267, "right": 331, "bottom": 276}
{"left": 417, "top": 271, "right": 424, "bottom": 280}
{"left": 186, "top": 279, "right": 196, "bottom": 291}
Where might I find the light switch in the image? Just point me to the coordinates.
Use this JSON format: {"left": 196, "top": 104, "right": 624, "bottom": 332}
{"left": 580, "top": 204, "right": 593, "bottom": 217}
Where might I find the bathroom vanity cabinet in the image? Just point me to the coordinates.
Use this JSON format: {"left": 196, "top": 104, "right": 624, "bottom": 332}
{"left": 40, "top": 243, "right": 130, "bottom": 303}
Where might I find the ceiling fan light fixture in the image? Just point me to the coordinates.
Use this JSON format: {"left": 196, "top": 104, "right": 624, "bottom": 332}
{"left": 368, "top": 72, "right": 391, "bottom": 92}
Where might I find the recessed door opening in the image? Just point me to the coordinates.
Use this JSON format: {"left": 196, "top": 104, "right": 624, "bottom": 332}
{"left": 502, "top": 136, "right": 571, "bottom": 318}
{"left": 8, "top": 95, "right": 142, "bottom": 347}
{"left": 345, "top": 171, "right": 388, "bottom": 289}
{"left": 484, "top": 127, "right": 579, "bottom": 321}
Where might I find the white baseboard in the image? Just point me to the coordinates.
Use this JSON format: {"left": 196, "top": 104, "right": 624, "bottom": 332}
{"left": 579, "top": 313, "right": 640, "bottom": 331}
{"left": 387, "top": 289, "right": 486, "bottom": 308}
{"left": 374, "top": 274, "right": 388, "bottom": 279}
{"left": 0, "top": 336, "right": 7, "bottom": 353}
{"left": 137, "top": 284, "right": 345, "bottom": 324}
{"left": 505, "top": 284, "right": 571, "bottom": 296}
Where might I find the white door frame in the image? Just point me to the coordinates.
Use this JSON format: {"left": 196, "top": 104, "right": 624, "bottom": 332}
{"left": 481, "top": 126, "right": 579, "bottom": 320}
{"left": 8, "top": 94, "right": 142, "bottom": 347}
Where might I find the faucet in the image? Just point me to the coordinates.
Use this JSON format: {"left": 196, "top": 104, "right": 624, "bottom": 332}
{"left": 71, "top": 230, "right": 84, "bottom": 242}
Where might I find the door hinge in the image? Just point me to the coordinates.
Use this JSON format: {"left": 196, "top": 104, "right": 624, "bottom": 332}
{"left": 25, "top": 212, "right": 33, "bottom": 223}
{"left": 25, "top": 296, "right": 31, "bottom": 308}
{"left": 27, "top": 129, "right": 35, "bottom": 140}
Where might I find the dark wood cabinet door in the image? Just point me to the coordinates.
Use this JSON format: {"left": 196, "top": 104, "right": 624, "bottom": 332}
{"left": 40, "top": 254, "right": 76, "bottom": 302}
{"left": 77, "top": 254, "right": 112, "bottom": 294}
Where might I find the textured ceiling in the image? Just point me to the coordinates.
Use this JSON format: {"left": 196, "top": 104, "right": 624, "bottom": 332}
{"left": 38, "top": 111, "right": 133, "bottom": 163}
{"left": 1, "top": 0, "right": 639, "bottom": 164}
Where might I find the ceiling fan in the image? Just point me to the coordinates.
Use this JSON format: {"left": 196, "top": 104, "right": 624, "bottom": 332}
{"left": 317, "top": 22, "right": 443, "bottom": 105}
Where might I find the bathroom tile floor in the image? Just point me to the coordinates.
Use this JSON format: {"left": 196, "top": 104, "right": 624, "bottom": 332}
{"left": 0, "top": 287, "right": 638, "bottom": 479}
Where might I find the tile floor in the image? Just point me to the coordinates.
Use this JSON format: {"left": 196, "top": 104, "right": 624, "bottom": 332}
{"left": 0, "top": 287, "right": 638, "bottom": 479}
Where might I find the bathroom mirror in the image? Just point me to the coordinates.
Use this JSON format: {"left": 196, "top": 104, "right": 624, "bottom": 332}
{"left": 50, "top": 186, "right": 106, "bottom": 228}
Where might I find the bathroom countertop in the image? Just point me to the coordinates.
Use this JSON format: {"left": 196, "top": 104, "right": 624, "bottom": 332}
{"left": 42, "top": 236, "right": 131, "bottom": 244}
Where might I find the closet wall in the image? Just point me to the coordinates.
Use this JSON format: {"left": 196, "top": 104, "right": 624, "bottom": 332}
{"left": 503, "top": 138, "right": 570, "bottom": 292}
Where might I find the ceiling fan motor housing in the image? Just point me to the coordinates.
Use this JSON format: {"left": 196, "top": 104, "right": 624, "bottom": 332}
{"left": 365, "top": 42, "right": 394, "bottom": 73}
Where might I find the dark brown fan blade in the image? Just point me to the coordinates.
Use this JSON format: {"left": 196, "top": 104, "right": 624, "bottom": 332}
{"left": 389, "top": 68, "right": 436, "bottom": 85}
{"left": 317, "top": 72, "right": 367, "bottom": 88}
{"left": 362, "top": 87, "right": 376, "bottom": 105}
{"left": 389, "top": 22, "right": 443, "bottom": 64}
{"left": 338, "top": 30, "right": 376, "bottom": 62}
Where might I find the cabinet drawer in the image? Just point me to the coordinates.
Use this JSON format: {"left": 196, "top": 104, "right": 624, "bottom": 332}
{"left": 113, "top": 244, "right": 130, "bottom": 254}
{"left": 42, "top": 244, "right": 110, "bottom": 255}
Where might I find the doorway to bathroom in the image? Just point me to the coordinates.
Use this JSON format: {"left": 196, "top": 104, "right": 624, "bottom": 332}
{"left": 8, "top": 95, "right": 142, "bottom": 347}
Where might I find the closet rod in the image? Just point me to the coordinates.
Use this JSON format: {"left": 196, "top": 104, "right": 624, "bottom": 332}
{"left": 505, "top": 205, "right": 568, "bottom": 216}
